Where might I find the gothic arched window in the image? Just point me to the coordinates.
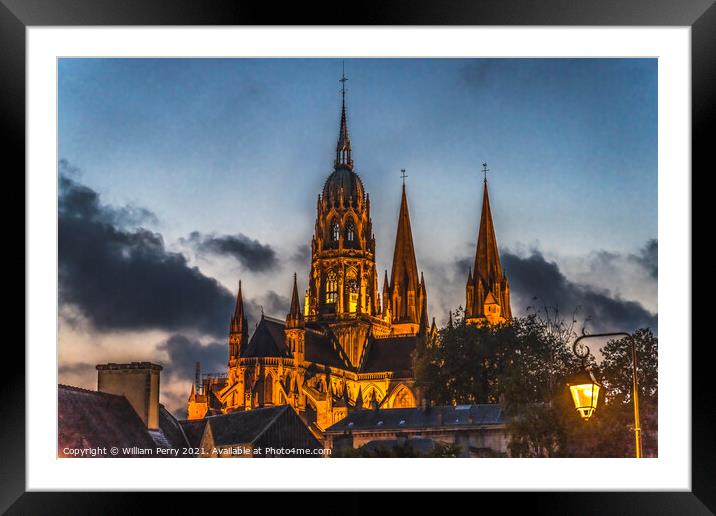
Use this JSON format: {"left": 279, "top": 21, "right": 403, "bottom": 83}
{"left": 331, "top": 221, "right": 340, "bottom": 242}
{"left": 325, "top": 271, "right": 338, "bottom": 305}
{"left": 345, "top": 220, "right": 355, "bottom": 242}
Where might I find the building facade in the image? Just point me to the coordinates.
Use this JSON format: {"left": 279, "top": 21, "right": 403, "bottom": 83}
{"left": 188, "top": 79, "right": 436, "bottom": 432}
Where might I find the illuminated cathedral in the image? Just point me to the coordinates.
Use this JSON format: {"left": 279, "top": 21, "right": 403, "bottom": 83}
{"left": 187, "top": 75, "right": 511, "bottom": 432}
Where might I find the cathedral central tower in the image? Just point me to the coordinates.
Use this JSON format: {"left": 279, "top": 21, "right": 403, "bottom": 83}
{"left": 304, "top": 72, "right": 382, "bottom": 366}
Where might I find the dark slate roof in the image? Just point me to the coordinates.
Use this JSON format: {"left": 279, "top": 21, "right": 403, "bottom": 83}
{"left": 324, "top": 404, "right": 504, "bottom": 433}
{"left": 359, "top": 335, "right": 419, "bottom": 374}
{"left": 204, "top": 405, "right": 289, "bottom": 446}
{"left": 304, "top": 330, "right": 350, "bottom": 369}
{"left": 178, "top": 418, "right": 209, "bottom": 448}
{"left": 156, "top": 405, "right": 189, "bottom": 449}
{"left": 242, "top": 317, "right": 291, "bottom": 358}
{"left": 58, "top": 384, "right": 156, "bottom": 456}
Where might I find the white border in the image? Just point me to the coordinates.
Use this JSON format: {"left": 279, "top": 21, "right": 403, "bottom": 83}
{"left": 27, "top": 27, "right": 690, "bottom": 491}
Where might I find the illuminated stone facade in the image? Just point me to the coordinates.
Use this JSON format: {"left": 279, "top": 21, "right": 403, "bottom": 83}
{"left": 187, "top": 82, "right": 435, "bottom": 432}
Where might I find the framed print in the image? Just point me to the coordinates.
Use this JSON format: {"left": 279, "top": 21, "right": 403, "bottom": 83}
{"left": 4, "top": 0, "right": 711, "bottom": 512}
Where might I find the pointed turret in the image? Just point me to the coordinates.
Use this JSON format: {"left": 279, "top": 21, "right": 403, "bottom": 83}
{"left": 229, "top": 281, "right": 248, "bottom": 360}
{"left": 335, "top": 70, "right": 353, "bottom": 170}
{"left": 389, "top": 183, "right": 422, "bottom": 332}
{"left": 473, "top": 181, "right": 503, "bottom": 285}
{"left": 466, "top": 173, "right": 511, "bottom": 325}
{"left": 286, "top": 273, "right": 304, "bottom": 329}
{"left": 354, "top": 386, "right": 364, "bottom": 410}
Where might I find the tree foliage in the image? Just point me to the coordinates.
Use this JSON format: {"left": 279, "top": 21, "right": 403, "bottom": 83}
{"left": 412, "top": 308, "right": 658, "bottom": 457}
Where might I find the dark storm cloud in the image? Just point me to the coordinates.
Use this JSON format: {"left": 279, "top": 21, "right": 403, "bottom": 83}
{"left": 629, "top": 239, "right": 658, "bottom": 279}
{"left": 502, "top": 250, "right": 657, "bottom": 332}
{"left": 184, "top": 231, "right": 278, "bottom": 272}
{"left": 59, "top": 171, "right": 235, "bottom": 337}
{"left": 157, "top": 334, "right": 227, "bottom": 380}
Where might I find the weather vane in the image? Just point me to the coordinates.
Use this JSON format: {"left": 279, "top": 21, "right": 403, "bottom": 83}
{"left": 400, "top": 169, "right": 408, "bottom": 185}
{"left": 481, "top": 162, "right": 491, "bottom": 183}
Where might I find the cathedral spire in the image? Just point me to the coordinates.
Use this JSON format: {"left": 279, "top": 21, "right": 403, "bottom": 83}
{"left": 287, "top": 273, "right": 304, "bottom": 328}
{"left": 335, "top": 67, "right": 353, "bottom": 170}
{"left": 229, "top": 281, "right": 248, "bottom": 360}
{"left": 466, "top": 165, "right": 511, "bottom": 325}
{"left": 473, "top": 178, "right": 503, "bottom": 287}
{"left": 389, "top": 180, "right": 421, "bottom": 330}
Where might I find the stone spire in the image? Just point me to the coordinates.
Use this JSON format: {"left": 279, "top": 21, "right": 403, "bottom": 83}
{"left": 473, "top": 180, "right": 503, "bottom": 285}
{"left": 466, "top": 176, "right": 511, "bottom": 325}
{"left": 389, "top": 183, "right": 421, "bottom": 328}
{"left": 335, "top": 68, "right": 353, "bottom": 170}
{"left": 229, "top": 281, "right": 248, "bottom": 360}
{"left": 286, "top": 273, "right": 304, "bottom": 329}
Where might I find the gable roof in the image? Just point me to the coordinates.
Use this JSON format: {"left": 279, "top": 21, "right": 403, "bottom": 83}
{"left": 325, "top": 404, "right": 504, "bottom": 433}
{"left": 242, "top": 317, "right": 291, "bottom": 358}
{"left": 203, "top": 406, "right": 290, "bottom": 446}
{"left": 58, "top": 384, "right": 156, "bottom": 456}
{"left": 359, "top": 335, "right": 419, "bottom": 375}
{"left": 178, "top": 418, "right": 209, "bottom": 448}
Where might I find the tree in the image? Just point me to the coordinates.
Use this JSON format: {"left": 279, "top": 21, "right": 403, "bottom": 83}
{"left": 412, "top": 307, "right": 658, "bottom": 458}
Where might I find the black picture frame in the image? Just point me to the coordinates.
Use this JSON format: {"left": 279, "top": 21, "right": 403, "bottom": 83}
{"left": 3, "top": 0, "right": 708, "bottom": 512}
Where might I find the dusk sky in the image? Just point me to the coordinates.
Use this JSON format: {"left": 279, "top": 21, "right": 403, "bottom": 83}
{"left": 58, "top": 58, "right": 658, "bottom": 415}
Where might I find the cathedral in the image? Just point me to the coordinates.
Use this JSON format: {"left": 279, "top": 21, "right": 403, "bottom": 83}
{"left": 187, "top": 76, "right": 511, "bottom": 433}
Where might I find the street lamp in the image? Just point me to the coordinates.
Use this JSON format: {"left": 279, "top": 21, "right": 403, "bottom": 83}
{"left": 567, "top": 367, "right": 602, "bottom": 421}
{"left": 569, "top": 331, "right": 643, "bottom": 458}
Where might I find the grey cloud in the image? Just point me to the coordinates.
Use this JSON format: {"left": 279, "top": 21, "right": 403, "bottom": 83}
{"left": 629, "top": 239, "right": 657, "bottom": 279}
{"left": 59, "top": 167, "right": 235, "bottom": 337}
{"left": 184, "top": 231, "right": 277, "bottom": 272}
{"left": 502, "top": 250, "right": 657, "bottom": 333}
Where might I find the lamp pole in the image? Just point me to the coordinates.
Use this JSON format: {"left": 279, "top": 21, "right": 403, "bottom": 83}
{"left": 572, "top": 331, "right": 642, "bottom": 458}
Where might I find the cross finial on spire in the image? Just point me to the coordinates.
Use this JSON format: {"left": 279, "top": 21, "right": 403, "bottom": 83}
{"left": 482, "top": 162, "right": 490, "bottom": 184}
{"left": 339, "top": 61, "right": 348, "bottom": 100}
{"left": 400, "top": 169, "right": 408, "bottom": 186}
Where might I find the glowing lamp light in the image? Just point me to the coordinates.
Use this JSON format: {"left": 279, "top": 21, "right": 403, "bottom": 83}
{"left": 567, "top": 369, "right": 603, "bottom": 420}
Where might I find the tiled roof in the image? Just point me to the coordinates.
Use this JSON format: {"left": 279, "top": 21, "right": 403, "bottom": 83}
{"left": 58, "top": 384, "right": 156, "bottom": 456}
{"left": 157, "top": 405, "right": 190, "bottom": 449}
{"left": 179, "top": 418, "right": 209, "bottom": 448}
{"left": 359, "top": 335, "right": 419, "bottom": 374}
{"left": 204, "top": 406, "right": 289, "bottom": 446}
{"left": 242, "top": 317, "right": 291, "bottom": 358}
{"left": 325, "top": 404, "right": 504, "bottom": 433}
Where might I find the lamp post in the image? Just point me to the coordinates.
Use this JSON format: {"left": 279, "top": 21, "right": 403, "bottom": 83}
{"left": 570, "top": 331, "right": 642, "bottom": 458}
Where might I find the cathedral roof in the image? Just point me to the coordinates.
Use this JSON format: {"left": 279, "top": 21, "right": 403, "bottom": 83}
{"left": 322, "top": 167, "right": 365, "bottom": 207}
{"left": 359, "top": 335, "right": 419, "bottom": 375}
{"left": 241, "top": 317, "right": 291, "bottom": 358}
{"left": 304, "top": 330, "right": 351, "bottom": 369}
{"left": 473, "top": 180, "right": 503, "bottom": 287}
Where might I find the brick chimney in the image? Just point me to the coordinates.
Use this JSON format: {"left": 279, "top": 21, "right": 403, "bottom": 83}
{"left": 96, "top": 362, "right": 162, "bottom": 430}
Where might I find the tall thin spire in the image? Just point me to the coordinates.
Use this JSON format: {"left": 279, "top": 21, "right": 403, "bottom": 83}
{"left": 229, "top": 281, "right": 248, "bottom": 360}
{"left": 335, "top": 65, "right": 353, "bottom": 170}
{"left": 389, "top": 180, "right": 421, "bottom": 325}
{"left": 473, "top": 180, "right": 503, "bottom": 287}
{"left": 466, "top": 168, "right": 511, "bottom": 325}
{"left": 287, "top": 273, "right": 304, "bottom": 328}
{"left": 231, "top": 281, "right": 247, "bottom": 331}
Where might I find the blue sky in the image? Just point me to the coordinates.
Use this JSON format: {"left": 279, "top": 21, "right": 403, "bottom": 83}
{"left": 58, "top": 58, "right": 657, "bottom": 413}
